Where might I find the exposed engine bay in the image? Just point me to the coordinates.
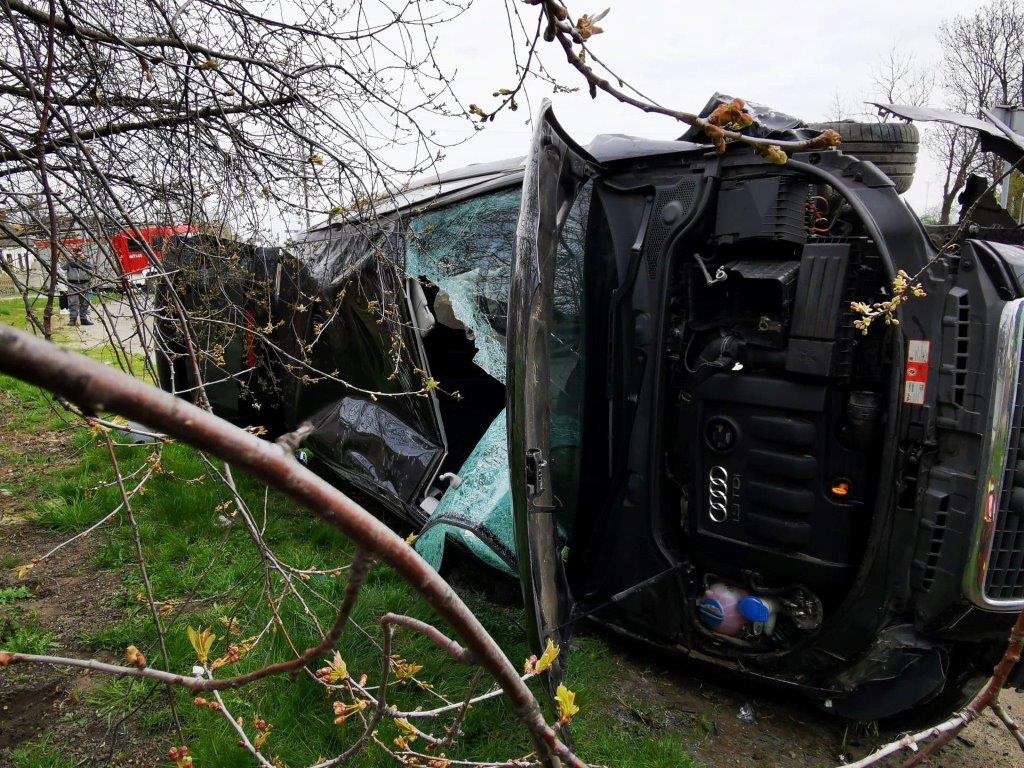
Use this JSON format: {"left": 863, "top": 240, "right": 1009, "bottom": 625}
{"left": 661, "top": 175, "right": 893, "bottom": 654}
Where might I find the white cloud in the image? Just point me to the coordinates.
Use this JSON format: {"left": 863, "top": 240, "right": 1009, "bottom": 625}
{"left": 409, "top": 0, "right": 995, "bottom": 215}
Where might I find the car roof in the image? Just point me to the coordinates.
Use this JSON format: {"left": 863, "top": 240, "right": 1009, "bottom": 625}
{"left": 304, "top": 132, "right": 708, "bottom": 236}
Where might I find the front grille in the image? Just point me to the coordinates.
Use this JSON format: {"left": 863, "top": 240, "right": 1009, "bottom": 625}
{"left": 985, "top": 347, "right": 1024, "bottom": 600}
{"left": 954, "top": 292, "right": 970, "bottom": 406}
{"left": 975, "top": 298, "right": 1024, "bottom": 606}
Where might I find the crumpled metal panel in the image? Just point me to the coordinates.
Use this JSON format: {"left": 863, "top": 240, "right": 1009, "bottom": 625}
{"left": 506, "top": 101, "right": 596, "bottom": 667}
{"left": 307, "top": 396, "right": 444, "bottom": 503}
{"left": 872, "top": 103, "right": 1024, "bottom": 168}
{"left": 827, "top": 624, "right": 945, "bottom": 720}
{"left": 282, "top": 220, "right": 445, "bottom": 513}
{"left": 872, "top": 103, "right": 998, "bottom": 136}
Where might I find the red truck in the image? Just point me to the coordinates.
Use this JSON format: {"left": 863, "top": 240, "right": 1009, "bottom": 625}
{"left": 108, "top": 224, "right": 195, "bottom": 284}
{"left": 36, "top": 224, "right": 196, "bottom": 287}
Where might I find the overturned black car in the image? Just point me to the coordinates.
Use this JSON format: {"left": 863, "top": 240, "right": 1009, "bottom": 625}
{"left": 157, "top": 96, "right": 1024, "bottom": 720}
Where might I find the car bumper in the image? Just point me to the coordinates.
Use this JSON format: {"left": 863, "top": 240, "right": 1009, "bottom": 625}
{"left": 965, "top": 297, "right": 1024, "bottom": 611}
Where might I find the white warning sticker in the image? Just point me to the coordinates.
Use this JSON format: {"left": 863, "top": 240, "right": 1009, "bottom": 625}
{"left": 904, "top": 381, "right": 926, "bottom": 405}
{"left": 908, "top": 340, "right": 931, "bottom": 364}
{"left": 903, "top": 340, "right": 931, "bottom": 405}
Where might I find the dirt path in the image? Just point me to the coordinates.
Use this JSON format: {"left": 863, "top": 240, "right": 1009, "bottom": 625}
{"left": 0, "top": 524, "right": 144, "bottom": 764}
{"left": 0, "top": 393, "right": 162, "bottom": 767}
{"left": 56, "top": 295, "right": 152, "bottom": 360}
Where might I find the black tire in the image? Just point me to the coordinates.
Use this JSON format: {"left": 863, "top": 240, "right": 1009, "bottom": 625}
{"left": 881, "top": 646, "right": 990, "bottom": 729}
{"left": 806, "top": 120, "right": 920, "bottom": 194}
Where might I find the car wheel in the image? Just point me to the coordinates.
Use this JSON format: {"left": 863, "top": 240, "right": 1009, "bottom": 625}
{"left": 883, "top": 647, "right": 989, "bottom": 728}
{"left": 806, "top": 120, "right": 920, "bottom": 194}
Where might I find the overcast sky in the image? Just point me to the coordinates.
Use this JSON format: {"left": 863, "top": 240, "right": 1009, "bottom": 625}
{"left": 413, "top": 0, "right": 994, "bottom": 215}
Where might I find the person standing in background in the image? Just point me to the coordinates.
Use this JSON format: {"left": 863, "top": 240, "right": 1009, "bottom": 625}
{"left": 66, "top": 244, "right": 94, "bottom": 326}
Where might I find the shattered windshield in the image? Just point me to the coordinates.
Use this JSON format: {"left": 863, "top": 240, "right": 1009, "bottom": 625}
{"left": 413, "top": 181, "right": 592, "bottom": 576}
{"left": 405, "top": 187, "right": 520, "bottom": 382}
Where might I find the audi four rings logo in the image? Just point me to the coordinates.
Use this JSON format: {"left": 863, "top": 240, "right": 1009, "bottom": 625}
{"left": 708, "top": 465, "right": 729, "bottom": 522}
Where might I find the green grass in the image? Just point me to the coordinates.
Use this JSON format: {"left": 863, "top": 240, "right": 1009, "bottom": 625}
{"left": 0, "top": 585, "right": 32, "bottom": 604}
{"left": 0, "top": 364, "right": 699, "bottom": 768}
{"left": 0, "top": 296, "right": 149, "bottom": 376}
{"left": 8, "top": 736, "right": 76, "bottom": 768}
{"left": 0, "top": 614, "right": 56, "bottom": 655}
{"left": 0, "top": 295, "right": 41, "bottom": 328}
{"left": 0, "top": 296, "right": 73, "bottom": 345}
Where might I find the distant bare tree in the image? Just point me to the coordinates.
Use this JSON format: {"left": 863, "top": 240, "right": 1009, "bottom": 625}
{"left": 929, "top": 113, "right": 988, "bottom": 225}
{"left": 824, "top": 89, "right": 853, "bottom": 122}
{"left": 931, "top": 0, "right": 1024, "bottom": 222}
{"left": 872, "top": 45, "right": 935, "bottom": 111}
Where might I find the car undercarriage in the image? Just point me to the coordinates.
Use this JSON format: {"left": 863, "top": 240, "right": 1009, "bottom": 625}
{"left": 157, "top": 95, "right": 1024, "bottom": 721}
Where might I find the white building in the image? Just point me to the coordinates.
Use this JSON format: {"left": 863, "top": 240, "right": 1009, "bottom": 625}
{"left": 1, "top": 243, "right": 36, "bottom": 272}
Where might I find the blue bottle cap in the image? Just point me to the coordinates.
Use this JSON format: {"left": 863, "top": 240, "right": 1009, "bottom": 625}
{"left": 739, "top": 596, "right": 772, "bottom": 623}
{"left": 698, "top": 597, "right": 725, "bottom": 628}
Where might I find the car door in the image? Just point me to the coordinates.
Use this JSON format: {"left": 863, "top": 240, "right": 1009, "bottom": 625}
{"left": 284, "top": 223, "right": 447, "bottom": 521}
{"left": 507, "top": 101, "right": 601, "bottom": 673}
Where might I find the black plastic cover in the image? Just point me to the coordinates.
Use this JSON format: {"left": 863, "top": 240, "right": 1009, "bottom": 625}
{"left": 304, "top": 396, "right": 444, "bottom": 504}
{"left": 681, "top": 93, "right": 807, "bottom": 143}
{"left": 790, "top": 244, "right": 851, "bottom": 339}
{"left": 827, "top": 625, "right": 945, "bottom": 720}
{"left": 713, "top": 177, "right": 807, "bottom": 245}
{"left": 683, "top": 372, "right": 870, "bottom": 591}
